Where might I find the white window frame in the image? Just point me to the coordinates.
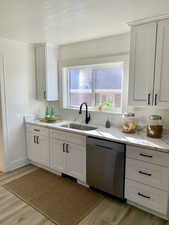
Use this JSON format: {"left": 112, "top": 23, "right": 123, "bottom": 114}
{"left": 62, "top": 55, "right": 129, "bottom": 114}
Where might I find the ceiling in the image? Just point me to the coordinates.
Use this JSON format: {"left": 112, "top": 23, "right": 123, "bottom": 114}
{"left": 0, "top": 0, "right": 169, "bottom": 45}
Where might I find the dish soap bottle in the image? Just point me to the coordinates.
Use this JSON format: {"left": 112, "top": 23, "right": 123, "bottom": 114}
{"left": 105, "top": 118, "right": 111, "bottom": 128}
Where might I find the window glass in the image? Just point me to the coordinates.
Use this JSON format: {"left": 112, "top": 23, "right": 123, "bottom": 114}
{"left": 69, "top": 69, "right": 92, "bottom": 107}
{"left": 66, "top": 63, "right": 123, "bottom": 112}
{"left": 95, "top": 65, "right": 123, "bottom": 110}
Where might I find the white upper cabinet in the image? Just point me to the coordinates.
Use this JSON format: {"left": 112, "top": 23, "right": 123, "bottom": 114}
{"left": 128, "top": 17, "right": 169, "bottom": 107}
{"left": 154, "top": 19, "right": 169, "bottom": 107}
{"left": 128, "top": 23, "right": 157, "bottom": 106}
{"left": 34, "top": 43, "right": 58, "bottom": 101}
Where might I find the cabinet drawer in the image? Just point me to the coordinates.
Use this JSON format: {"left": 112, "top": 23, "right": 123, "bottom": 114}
{"left": 26, "top": 124, "right": 49, "bottom": 137}
{"left": 127, "top": 145, "right": 169, "bottom": 167}
{"left": 125, "top": 179, "right": 168, "bottom": 215}
{"left": 126, "top": 158, "right": 169, "bottom": 191}
{"left": 68, "top": 133, "right": 86, "bottom": 146}
{"left": 51, "top": 129, "right": 86, "bottom": 146}
{"left": 51, "top": 129, "right": 68, "bottom": 141}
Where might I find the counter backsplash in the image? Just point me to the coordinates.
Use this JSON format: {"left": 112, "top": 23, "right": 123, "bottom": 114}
{"left": 32, "top": 101, "right": 169, "bottom": 131}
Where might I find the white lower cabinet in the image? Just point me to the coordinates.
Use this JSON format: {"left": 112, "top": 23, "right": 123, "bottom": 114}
{"left": 65, "top": 143, "right": 86, "bottom": 182}
{"left": 50, "top": 131, "right": 86, "bottom": 183}
{"left": 26, "top": 132, "right": 50, "bottom": 167}
{"left": 125, "top": 145, "right": 169, "bottom": 218}
{"left": 26, "top": 125, "right": 86, "bottom": 184}
{"left": 50, "top": 139, "right": 66, "bottom": 172}
{"left": 26, "top": 125, "right": 86, "bottom": 183}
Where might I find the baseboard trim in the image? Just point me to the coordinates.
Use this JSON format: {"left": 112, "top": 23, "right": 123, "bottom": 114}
{"left": 6, "top": 158, "right": 30, "bottom": 172}
{"left": 127, "top": 200, "right": 168, "bottom": 220}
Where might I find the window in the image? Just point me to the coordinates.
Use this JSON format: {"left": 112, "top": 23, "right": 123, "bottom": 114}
{"left": 63, "top": 62, "right": 126, "bottom": 113}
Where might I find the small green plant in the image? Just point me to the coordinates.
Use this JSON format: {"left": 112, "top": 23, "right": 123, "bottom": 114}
{"left": 97, "top": 102, "right": 113, "bottom": 111}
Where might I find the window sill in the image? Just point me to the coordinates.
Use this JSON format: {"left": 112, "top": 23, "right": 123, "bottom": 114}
{"left": 63, "top": 106, "right": 122, "bottom": 115}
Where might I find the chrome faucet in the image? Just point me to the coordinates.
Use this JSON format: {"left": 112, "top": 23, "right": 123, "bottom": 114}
{"left": 79, "top": 102, "right": 91, "bottom": 124}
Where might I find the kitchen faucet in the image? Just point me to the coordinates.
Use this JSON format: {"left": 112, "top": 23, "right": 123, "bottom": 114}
{"left": 79, "top": 102, "right": 91, "bottom": 124}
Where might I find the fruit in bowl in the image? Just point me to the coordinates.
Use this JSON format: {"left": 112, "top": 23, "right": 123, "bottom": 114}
{"left": 45, "top": 115, "right": 58, "bottom": 123}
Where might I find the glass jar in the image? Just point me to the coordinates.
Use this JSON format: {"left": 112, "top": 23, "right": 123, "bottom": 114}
{"left": 147, "top": 115, "right": 163, "bottom": 138}
{"left": 122, "top": 113, "right": 137, "bottom": 133}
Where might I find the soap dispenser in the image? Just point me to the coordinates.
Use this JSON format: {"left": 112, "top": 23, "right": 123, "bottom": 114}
{"left": 105, "top": 117, "right": 111, "bottom": 128}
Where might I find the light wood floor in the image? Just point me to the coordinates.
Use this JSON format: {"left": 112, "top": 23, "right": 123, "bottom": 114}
{"left": 0, "top": 164, "right": 168, "bottom": 225}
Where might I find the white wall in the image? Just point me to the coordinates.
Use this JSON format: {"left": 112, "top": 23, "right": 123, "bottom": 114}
{"left": 0, "top": 38, "right": 45, "bottom": 171}
{"left": 59, "top": 33, "right": 130, "bottom": 61}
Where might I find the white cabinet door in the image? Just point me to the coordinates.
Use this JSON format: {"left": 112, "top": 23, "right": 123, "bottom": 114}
{"left": 34, "top": 43, "right": 58, "bottom": 101}
{"left": 66, "top": 143, "right": 86, "bottom": 182}
{"left": 154, "top": 19, "right": 169, "bottom": 107}
{"left": 128, "top": 23, "right": 157, "bottom": 106}
{"left": 46, "top": 46, "right": 58, "bottom": 101}
{"left": 27, "top": 133, "right": 38, "bottom": 162}
{"left": 35, "top": 45, "right": 46, "bottom": 100}
{"left": 50, "top": 139, "right": 66, "bottom": 173}
{"left": 27, "top": 133, "right": 49, "bottom": 167}
{"left": 36, "top": 135, "right": 50, "bottom": 167}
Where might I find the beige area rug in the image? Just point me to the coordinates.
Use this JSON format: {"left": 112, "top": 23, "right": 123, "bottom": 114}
{"left": 3, "top": 169, "right": 104, "bottom": 225}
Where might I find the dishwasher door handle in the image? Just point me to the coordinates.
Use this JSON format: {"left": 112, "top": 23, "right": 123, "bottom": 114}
{"left": 96, "top": 144, "right": 112, "bottom": 150}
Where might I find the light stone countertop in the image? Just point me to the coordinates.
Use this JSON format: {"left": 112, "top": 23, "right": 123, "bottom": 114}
{"left": 25, "top": 118, "right": 169, "bottom": 153}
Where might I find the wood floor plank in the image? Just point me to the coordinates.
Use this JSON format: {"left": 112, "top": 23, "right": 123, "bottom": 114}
{"left": 0, "top": 165, "right": 38, "bottom": 186}
{"left": 118, "top": 207, "right": 166, "bottom": 225}
{"left": 0, "top": 165, "right": 34, "bottom": 180}
{"left": 78, "top": 198, "right": 130, "bottom": 225}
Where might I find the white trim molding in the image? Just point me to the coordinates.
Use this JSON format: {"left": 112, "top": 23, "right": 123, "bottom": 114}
{"left": 6, "top": 158, "right": 30, "bottom": 172}
{"left": 128, "top": 13, "right": 169, "bottom": 26}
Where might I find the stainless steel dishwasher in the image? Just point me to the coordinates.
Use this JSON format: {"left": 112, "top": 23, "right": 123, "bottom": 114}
{"left": 86, "top": 137, "right": 125, "bottom": 199}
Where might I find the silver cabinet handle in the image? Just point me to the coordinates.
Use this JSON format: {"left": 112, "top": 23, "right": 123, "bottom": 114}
{"left": 63, "top": 143, "right": 65, "bottom": 152}
{"left": 34, "top": 129, "right": 40, "bottom": 132}
{"left": 139, "top": 153, "right": 152, "bottom": 158}
{"left": 154, "top": 94, "right": 158, "bottom": 106}
{"left": 147, "top": 93, "right": 151, "bottom": 105}
{"left": 138, "top": 170, "right": 152, "bottom": 176}
{"left": 34, "top": 135, "right": 36, "bottom": 144}
{"left": 66, "top": 144, "right": 69, "bottom": 153}
{"left": 138, "top": 192, "right": 151, "bottom": 199}
{"left": 37, "top": 136, "right": 39, "bottom": 144}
